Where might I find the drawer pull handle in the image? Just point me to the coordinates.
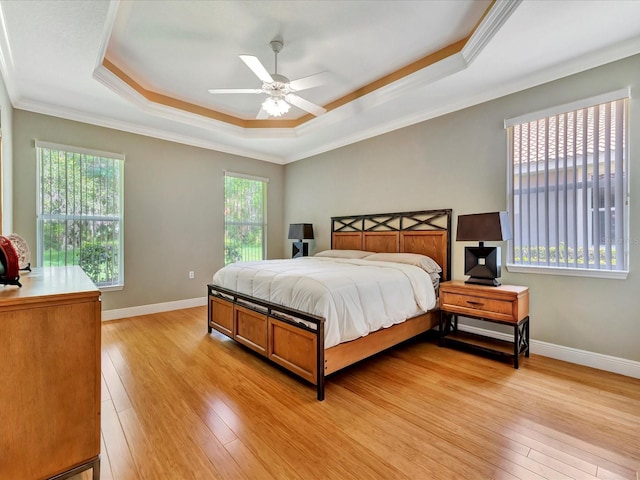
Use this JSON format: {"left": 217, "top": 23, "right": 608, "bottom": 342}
{"left": 466, "top": 301, "right": 484, "bottom": 306}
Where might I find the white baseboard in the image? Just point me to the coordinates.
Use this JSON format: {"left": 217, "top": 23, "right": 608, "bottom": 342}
{"left": 103, "top": 301, "right": 640, "bottom": 380}
{"left": 457, "top": 324, "right": 640, "bottom": 380}
{"left": 102, "top": 297, "right": 207, "bottom": 321}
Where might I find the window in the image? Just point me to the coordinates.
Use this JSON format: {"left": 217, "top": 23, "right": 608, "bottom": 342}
{"left": 224, "top": 172, "right": 267, "bottom": 265}
{"left": 36, "top": 141, "right": 124, "bottom": 288}
{"left": 505, "top": 89, "right": 629, "bottom": 279}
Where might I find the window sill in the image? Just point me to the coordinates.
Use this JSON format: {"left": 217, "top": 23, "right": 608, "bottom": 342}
{"left": 99, "top": 285, "right": 124, "bottom": 293}
{"left": 506, "top": 264, "right": 628, "bottom": 280}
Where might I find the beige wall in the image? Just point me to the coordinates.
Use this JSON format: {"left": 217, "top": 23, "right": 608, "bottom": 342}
{"left": 284, "top": 54, "right": 640, "bottom": 362}
{"left": 12, "top": 111, "right": 285, "bottom": 310}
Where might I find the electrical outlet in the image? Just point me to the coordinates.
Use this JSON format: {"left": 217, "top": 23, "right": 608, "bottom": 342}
{"left": 188, "top": 271, "right": 195, "bottom": 279}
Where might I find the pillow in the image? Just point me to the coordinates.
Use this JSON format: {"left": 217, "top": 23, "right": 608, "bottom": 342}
{"left": 314, "top": 249, "right": 375, "bottom": 259}
{"left": 364, "top": 252, "right": 442, "bottom": 274}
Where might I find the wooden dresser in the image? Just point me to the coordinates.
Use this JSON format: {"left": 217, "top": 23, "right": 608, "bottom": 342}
{"left": 0, "top": 266, "right": 101, "bottom": 480}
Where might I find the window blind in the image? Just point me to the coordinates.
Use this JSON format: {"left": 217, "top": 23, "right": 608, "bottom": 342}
{"left": 507, "top": 96, "right": 628, "bottom": 276}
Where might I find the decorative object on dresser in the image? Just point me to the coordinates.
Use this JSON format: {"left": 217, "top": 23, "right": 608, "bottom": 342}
{"left": 209, "top": 209, "right": 452, "bottom": 400}
{"left": 0, "top": 266, "right": 101, "bottom": 479}
{"left": 288, "top": 223, "right": 314, "bottom": 257}
{"left": 439, "top": 280, "right": 529, "bottom": 368}
{"left": 7, "top": 233, "right": 31, "bottom": 271}
{"left": 456, "top": 211, "right": 512, "bottom": 286}
{"left": 0, "top": 235, "right": 21, "bottom": 287}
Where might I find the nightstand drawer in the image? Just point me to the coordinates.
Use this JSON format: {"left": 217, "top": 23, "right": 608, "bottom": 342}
{"left": 442, "top": 292, "right": 513, "bottom": 316}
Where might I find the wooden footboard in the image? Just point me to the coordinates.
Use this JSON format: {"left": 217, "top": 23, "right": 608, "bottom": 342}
{"left": 208, "top": 285, "right": 327, "bottom": 400}
{"left": 208, "top": 285, "right": 438, "bottom": 400}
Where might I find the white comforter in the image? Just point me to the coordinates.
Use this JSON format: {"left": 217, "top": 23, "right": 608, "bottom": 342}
{"left": 212, "top": 257, "right": 437, "bottom": 348}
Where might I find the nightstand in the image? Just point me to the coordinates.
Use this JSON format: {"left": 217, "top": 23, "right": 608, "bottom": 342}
{"left": 438, "top": 280, "right": 530, "bottom": 368}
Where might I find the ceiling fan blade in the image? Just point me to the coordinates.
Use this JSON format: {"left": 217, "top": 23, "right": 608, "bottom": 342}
{"left": 208, "top": 88, "right": 264, "bottom": 94}
{"left": 239, "top": 55, "right": 274, "bottom": 83}
{"left": 288, "top": 71, "right": 329, "bottom": 91}
{"left": 256, "top": 108, "right": 270, "bottom": 120}
{"left": 286, "top": 94, "right": 327, "bottom": 116}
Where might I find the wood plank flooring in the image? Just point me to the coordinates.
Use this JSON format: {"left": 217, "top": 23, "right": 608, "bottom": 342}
{"left": 73, "top": 306, "right": 639, "bottom": 480}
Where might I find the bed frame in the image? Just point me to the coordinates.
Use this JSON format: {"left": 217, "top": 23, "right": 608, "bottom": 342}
{"left": 207, "top": 209, "right": 452, "bottom": 400}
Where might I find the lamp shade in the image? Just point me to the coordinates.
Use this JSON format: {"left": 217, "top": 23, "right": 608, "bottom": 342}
{"left": 456, "top": 212, "right": 512, "bottom": 242}
{"left": 288, "top": 223, "right": 314, "bottom": 240}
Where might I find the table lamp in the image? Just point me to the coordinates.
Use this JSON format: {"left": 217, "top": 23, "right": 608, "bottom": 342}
{"left": 288, "top": 223, "right": 314, "bottom": 258}
{"left": 456, "top": 212, "right": 512, "bottom": 286}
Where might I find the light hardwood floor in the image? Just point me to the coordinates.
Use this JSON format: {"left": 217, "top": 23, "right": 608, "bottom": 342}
{"left": 73, "top": 306, "right": 639, "bottom": 480}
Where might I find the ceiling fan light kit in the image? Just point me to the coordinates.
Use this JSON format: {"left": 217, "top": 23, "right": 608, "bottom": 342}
{"left": 209, "top": 39, "right": 327, "bottom": 119}
{"left": 262, "top": 97, "right": 290, "bottom": 117}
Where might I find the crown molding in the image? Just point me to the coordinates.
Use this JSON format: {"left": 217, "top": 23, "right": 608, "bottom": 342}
{"left": 462, "top": 0, "right": 522, "bottom": 64}
{"left": 14, "top": 97, "right": 287, "bottom": 164}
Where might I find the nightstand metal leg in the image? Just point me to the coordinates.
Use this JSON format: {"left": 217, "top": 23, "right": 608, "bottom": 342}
{"left": 521, "top": 316, "right": 530, "bottom": 357}
{"left": 514, "top": 323, "right": 519, "bottom": 369}
{"left": 438, "top": 311, "right": 456, "bottom": 347}
{"left": 513, "top": 316, "right": 531, "bottom": 369}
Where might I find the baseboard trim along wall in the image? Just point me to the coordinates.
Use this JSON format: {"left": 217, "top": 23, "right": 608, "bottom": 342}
{"left": 102, "top": 297, "right": 207, "bottom": 321}
{"left": 103, "top": 300, "right": 640, "bottom": 380}
{"left": 458, "top": 324, "right": 640, "bottom": 380}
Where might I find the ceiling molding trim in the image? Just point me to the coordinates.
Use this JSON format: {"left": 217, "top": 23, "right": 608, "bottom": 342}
{"left": 100, "top": 58, "right": 251, "bottom": 128}
{"left": 291, "top": 52, "right": 469, "bottom": 140}
{"left": 0, "top": 1, "right": 17, "bottom": 102}
{"left": 13, "top": 97, "right": 286, "bottom": 164}
{"left": 96, "top": 2, "right": 497, "bottom": 132}
{"left": 92, "top": 62, "right": 269, "bottom": 139}
{"left": 462, "top": 0, "right": 522, "bottom": 64}
{"left": 97, "top": 35, "right": 473, "bottom": 137}
{"left": 284, "top": 35, "right": 640, "bottom": 165}
{"left": 94, "top": 0, "right": 120, "bottom": 73}
{"left": 319, "top": 38, "right": 468, "bottom": 117}
{"left": 100, "top": 57, "right": 304, "bottom": 129}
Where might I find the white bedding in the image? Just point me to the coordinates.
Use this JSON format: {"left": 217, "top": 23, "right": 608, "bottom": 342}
{"left": 212, "top": 257, "right": 437, "bottom": 348}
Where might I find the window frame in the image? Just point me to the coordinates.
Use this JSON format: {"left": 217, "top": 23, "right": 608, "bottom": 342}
{"left": 36, "top": 141, "right": 125, "bottom": 290}
{"left": 223, "top": 171, "right": 268, "bottom": 265}
{"left": 504, "top": 89, "right": 630, "bottom": 280}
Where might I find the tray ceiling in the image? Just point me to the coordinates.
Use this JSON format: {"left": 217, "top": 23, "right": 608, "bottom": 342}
{"left": 1, "top": 1, "right": 640, "bottom": 164}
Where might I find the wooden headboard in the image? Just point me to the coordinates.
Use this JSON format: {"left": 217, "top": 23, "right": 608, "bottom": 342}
{"left": 331, "top": 209, "right": 452, "bottom": 281}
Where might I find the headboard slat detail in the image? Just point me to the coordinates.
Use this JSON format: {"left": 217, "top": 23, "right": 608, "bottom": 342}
{"left": 331, "top": 209, "right": 452, "bottom": 281}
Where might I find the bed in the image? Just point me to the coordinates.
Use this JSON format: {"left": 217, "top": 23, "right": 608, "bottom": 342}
{"left": 207, "top": 209, "right": 452, "bottom": 400}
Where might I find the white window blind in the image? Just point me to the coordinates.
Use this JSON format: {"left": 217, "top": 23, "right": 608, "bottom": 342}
{"left": 36, "top": 141, "right": 125, "bottom": 288}
{"left": 506, "top": 93, "right": 629, "bottom": 278}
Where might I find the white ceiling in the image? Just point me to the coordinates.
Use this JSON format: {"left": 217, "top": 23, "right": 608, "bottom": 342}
{"left": 1, "top": 0, "right": 640, "bottom": 164}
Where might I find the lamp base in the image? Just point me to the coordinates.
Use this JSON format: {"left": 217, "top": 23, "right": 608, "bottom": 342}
{"left": 465, "top": 277, "right": 501, "bottom": 287}
{"left": 292, "top": 241, "right": 309, "bottom": 258}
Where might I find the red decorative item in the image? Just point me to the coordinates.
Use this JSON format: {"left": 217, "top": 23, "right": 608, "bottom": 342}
{"left": 0, "top": 235, "right": 21, "bottom": 287}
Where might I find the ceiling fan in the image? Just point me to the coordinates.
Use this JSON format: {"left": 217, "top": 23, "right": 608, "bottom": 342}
{"left": 208, "top": 40, "right": 328, "bottom": 119}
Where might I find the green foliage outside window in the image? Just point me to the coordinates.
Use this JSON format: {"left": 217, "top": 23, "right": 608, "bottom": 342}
{"left": 224, "top": 175, "right": 266, "bottom": 265}
{"left": 513, "top": 244, "right": 617, "bottom": 267}
{"left": 38, "top": 145, "right": 123, "bottom": 287}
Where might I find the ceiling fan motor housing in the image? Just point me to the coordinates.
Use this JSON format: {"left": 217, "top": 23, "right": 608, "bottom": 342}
{"left": 270, "top": 40, "right": 283, "bottom": 54}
